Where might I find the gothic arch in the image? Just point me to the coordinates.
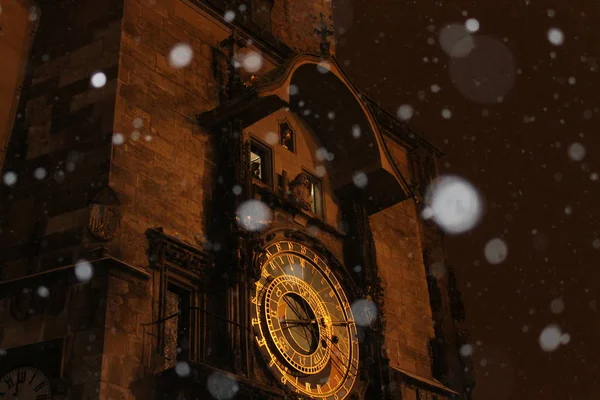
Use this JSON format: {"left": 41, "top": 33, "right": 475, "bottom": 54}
{"left": 257, "top": 54, "right": 409, "bottom": 213}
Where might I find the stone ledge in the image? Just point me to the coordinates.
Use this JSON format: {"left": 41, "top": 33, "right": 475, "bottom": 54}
{"left": 0, "top": 257, "right": 150, "bottom": 298}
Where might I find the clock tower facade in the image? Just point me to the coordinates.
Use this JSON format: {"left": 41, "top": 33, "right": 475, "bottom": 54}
{"left": 0, "top": 1, "right": 473, "bottom": 399}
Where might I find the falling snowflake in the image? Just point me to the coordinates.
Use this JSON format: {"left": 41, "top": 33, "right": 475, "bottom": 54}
{"left": 352, "top": 299, "right": 378, "bottom": 327}
{"left": 3, "top": 171, "right": 17, "bottom": 186}
{"left": 175, "top": 361, "right": 191, "bottom": 377}
{"left": 112, "top": 133, "right": 125, "bottom": 145}
{"left": 288, "top": 84, "right": 299, "bottom": 96}
{"left": 207, "top": 371, "right": 239, "bottom": 400}
{"left": 484, "top": 238, "right": 508, "bottom": 264}
{"left": 539, "top": 325, "right": 562, "bottom": 352}
{"left": 37, "top": 286, "right": 50, "bottom": 298}
{"left": 90, "top": 72, "right": 107, "bottom": 88}
{"left": 465, "top": 18, "right": 480, "bottom": 33}
{"left": 232, "top": 185, "right": 242, "bottom": 195}
{"left": 441, "top": 108, "right": 452, "bottom": 119}
{"left": 397, "top": 104, "right": 414, "bottom": 121}
{"left": 264, "top": 131, "right": 278, "bottom": 145}
{"left": 550, "top": 298, "right": 565, "bottom": 314}
{"left": 353, "top": 171, "right": 368, "bottom": 188}
{"left": 169, "top": 43, "right": 193, "bottom": 68}
{"left": 568, "top": 142, "right": 586, "bottom": 161}
{"left": 431, "top": 84, "right": 441, "bottom": 93}
{"left": 224, "top": 10, "right": 235, "bottom": 22}
{"left": 236, "top": 200, "right": 272, "bottom": 231}
{"left": 34, "top": 167, "right": 47, "bottom": 180}
{"left": 547, "top": 28, "right": 564, "bottom": 46}
{"left": 459, "top": 344, "right": 474, "bottom": 357}
{"left": 242, "top": 51, "right": 263, "bottom": 73}
{"left": 133, "top": 118, "right": 144, "bottom": 129}
{"left": 75, "top": 259, "right": 94, "bottom": 282}
{"left": 423, "top": 175, "right": 483, "bottom": 234}
{"left": 439, "top": 24, "right": 475, "bottom": 58}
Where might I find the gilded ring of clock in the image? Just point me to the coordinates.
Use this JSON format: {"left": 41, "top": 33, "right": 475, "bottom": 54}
{"left": 263, "top": 275, "right": 332, "bottom": 374}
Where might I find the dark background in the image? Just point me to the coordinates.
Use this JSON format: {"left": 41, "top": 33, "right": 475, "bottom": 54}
{"left": 334, "top": 1, "right": 600, "bottom": 399}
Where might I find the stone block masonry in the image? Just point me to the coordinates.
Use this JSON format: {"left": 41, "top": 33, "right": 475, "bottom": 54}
{"left": 370, "top": 200, "right": 435, "bottom": 379}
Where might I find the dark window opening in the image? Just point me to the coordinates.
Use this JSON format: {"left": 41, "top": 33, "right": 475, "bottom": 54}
{"left": 279, "top": 122, "right": 295, "bottom": 153}
{"left": 250, "top": 140, "right": 272, "bottom": 185}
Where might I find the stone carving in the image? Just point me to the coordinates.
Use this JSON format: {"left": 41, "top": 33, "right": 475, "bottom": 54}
{"left": 88, "top": 187, "right": 121, "bottom": 241}
{"left": 288, "top": 173, "right": 313, "bottom": 212}
{"left": 146, "top": 228, "right": 214, "bottom": 278}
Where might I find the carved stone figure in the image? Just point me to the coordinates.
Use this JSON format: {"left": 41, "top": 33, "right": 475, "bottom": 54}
{"left": 288, "top": 173, "right": 313, "bottom": 212}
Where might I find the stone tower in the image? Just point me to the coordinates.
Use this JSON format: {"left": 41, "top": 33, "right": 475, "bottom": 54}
{"left": 0, "top": 0, "right": 472, "bottom": 399}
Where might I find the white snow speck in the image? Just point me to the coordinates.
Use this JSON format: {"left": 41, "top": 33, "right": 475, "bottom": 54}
{"left": 547, "top": 9, "right": 555, "bottom": 17}
{"left": 34, "top": 167, "right": 47, "bottom": 180}
{"left": 232, "top": 185, "right": 242, "bottom": 195}
{"left": 242, "top": 51, "right": 263, "bottom": 73}
{"left": 316, "top": 147, "right": 334, "bottom": 162}
{"left": 564, "top": 205, "right": 572, "bottom": 215}
{"left": 431, "top": 84, "right": 441, "bottom": 93}
{"left": 550, "top": 298, "right": 565, "bottom": 314}
{"left": 315, "top": 165, "right": 326, "bottom": 177}
{"left": 439, "top": 24, "right": 474, "bottom": 58}
{"left": 131, "top": 131, "right": 141, "bottom": 141}
{"left": 397, "top": 104, "right": 414, "bottom": 121}
{"left": 568, "top": 142, "right": 586, "bottom": 161}
{"left": 133, "top": 118, "right": 144, "bottom": 129}
{"left": 75, "top": 259, "right": 94, "bottom": 282}
{"left": 224, "top": 10, "right": 235, "bottom": 22}
{"left": 236, "top": 200, "right": 272, "bottom": 232}
{"left": 169, "top": 43, "right": 193, "bottom": 68}
{"left": 264, "top": 131, "right": 278, "bottom": 145}
{"left": 591, "top": 172, "right": 599, "bottom": 181}
{"left": 465, "top": 18, "right": 480, "bottom": 33}
{"left": 560, "top": 333, "right": 571, "bottom": 345}
{"left": 539, "top": 325, "right": 562, "bottom": 352}
{"left": 288, "top": 84, "right": 299, "bottom": 96}
{"left": 441, "top": 108, "right": 452, "bottom": 119}
{"left": 351, "top": 124, "right": 361, "bottom": 138}
{"left": 112, "top": 133, "right": 125, "bottom": 145}
{"left": 175, "top": 361, "right": 191, "bottom": 377}
{"left": 37, "top": 286, "right": 50, "bottom": 298}
{"left": 3, "top": 171, "right": 17, "bottom": 186}
{"left": 90, "top": 72, "right": 107, "bottom": 88}
{"left": 484, "top": 238, "right": 508, "bottom": 264}
{"left": 568, "top": 76, "right": 576, "bottom": 85}
{"left": 317, "top": 61, "right": 332, "bottom": 74}
{"left": 144, "top": 135, "right": 152, "bottom": 142}
{"left": 423, "top": 175, "right": 483, "bottom": 235}
{"left": 0, "top": 349, "right": 5, "bottom": 356}
{"left": 459, "top": 344, "right": 474, "bottom": 357}
{"left": 207, "top": 371, "right": 239, "bottom": 400}
{"left": 592, "top": 239, "right": 600, "bottom": 249}
{"left": 547, "top": 28, "right": 564, "bottom": 46}
{"left": 353, "top": 171, "right": 368, "bottom": 188}
{"left": 352, "top": 299, "right": 378, "bottom": 327}
{"left": 328, "top": 111, "right": 336, "bottom": 120}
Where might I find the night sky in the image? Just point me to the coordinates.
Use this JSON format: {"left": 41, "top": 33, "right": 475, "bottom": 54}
{"left": 334, "top": 1, "right": 600, "bottom": 398}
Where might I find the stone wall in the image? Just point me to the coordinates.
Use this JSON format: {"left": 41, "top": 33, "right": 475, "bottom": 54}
{"left": 271, "top": 0, "right": 334, "bottom": 54}
{"left": 0, "top": 0, "right": 123, "bottom": 277}
{"left": 370, "top": 200, "right": 435, "bottom": 379}
{"left": 108, "top": 0, "right": 223, "bottom": 268}
{"left": 0, "top": 0, "right": 34, "bottom": 168}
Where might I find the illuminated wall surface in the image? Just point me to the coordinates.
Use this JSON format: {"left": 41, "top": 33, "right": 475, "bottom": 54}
{"left": 0, "top": 1, "right": 470, "bottom": 399}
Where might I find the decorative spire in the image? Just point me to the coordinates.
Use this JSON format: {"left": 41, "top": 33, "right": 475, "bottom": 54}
{"left": 314, "top": 13, "right": 334, "bottom": 57}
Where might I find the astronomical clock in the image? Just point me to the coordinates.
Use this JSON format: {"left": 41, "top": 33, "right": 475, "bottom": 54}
{"left": 251, "top": 240, "right": 360, "bottom": 399}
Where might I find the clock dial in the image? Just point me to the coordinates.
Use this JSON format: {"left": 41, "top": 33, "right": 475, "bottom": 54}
{"left": 0, "top": 367, "right": 52, "bottom": 400}
{"left": 252, "top": 241, "right": 360, "bottom": 400}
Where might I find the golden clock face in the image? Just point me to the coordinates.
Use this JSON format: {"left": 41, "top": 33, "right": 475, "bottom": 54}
{"left": 252, "top": 240, "right": 360, "bottom": 400}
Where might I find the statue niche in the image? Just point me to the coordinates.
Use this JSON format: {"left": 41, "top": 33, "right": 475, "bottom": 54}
{"left": 288, "top": 173, "right": 313, "bottom": 212}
